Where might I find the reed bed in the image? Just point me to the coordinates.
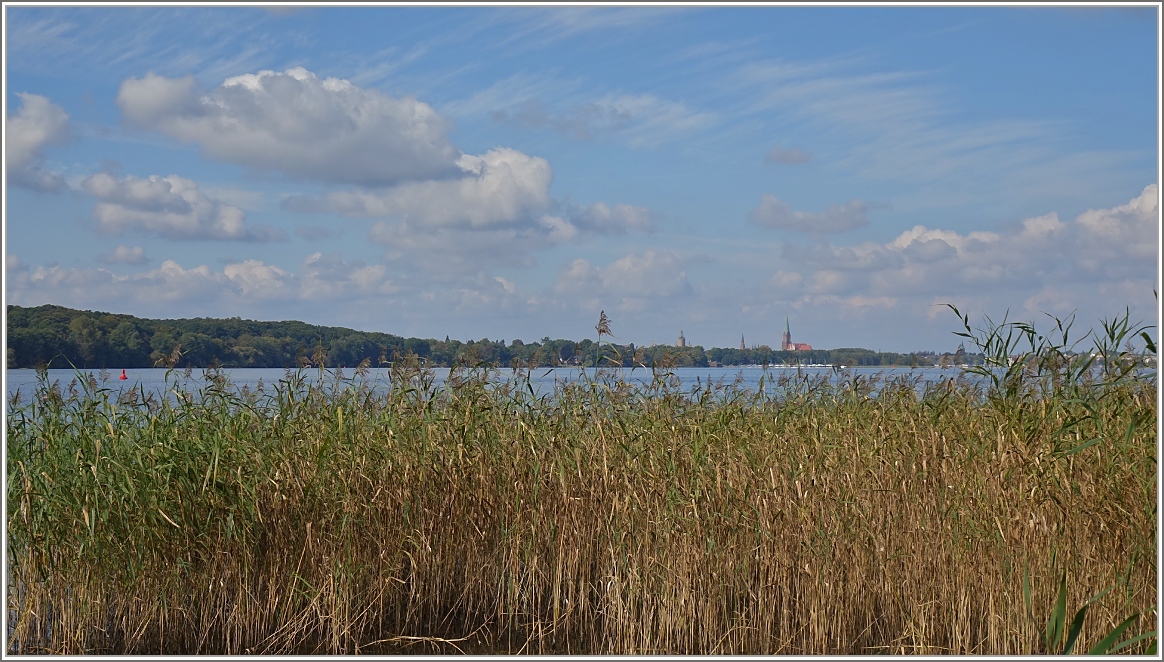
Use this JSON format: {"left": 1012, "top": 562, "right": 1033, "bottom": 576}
{"left": 5, "top": 313, "right": 1158, "bottom": 655}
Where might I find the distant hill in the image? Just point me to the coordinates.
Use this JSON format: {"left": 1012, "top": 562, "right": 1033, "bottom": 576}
{"left": 5, "top": 304, "right": 974, "bottom": 370}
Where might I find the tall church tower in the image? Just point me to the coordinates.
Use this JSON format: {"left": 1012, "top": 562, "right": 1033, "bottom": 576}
{"left": 677, "top": 330, "right": 686, "bottom": 348}
{"left": 781, "top": 317, "right": 792, "bottom": 351}
{"left": 740, "top": 334, "right": 746, "bottom": 351}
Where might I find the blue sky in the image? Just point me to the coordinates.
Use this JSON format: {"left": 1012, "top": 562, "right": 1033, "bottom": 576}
{"left": 4, "top": 4, "right": 1160, "bottom": 352}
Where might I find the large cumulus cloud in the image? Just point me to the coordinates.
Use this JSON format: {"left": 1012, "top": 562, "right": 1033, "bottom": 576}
{"left": 285, "top": 146, "right": 654, "bottom": 271}
{"left": 296, "top": 148, "right": 554, "bottom": 227}
{"left": 6, "top": 93, "right": 70, "bottom": 192}
{"left": 114, "top": 67, "right": 657, "bottom": 272}
{"left": 116, "top": 67, "right": 461, "bottom": 186}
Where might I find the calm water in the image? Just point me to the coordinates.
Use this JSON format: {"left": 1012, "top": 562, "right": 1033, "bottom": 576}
{"left": 5, "top": 365, "right": 968, "bottom": 407}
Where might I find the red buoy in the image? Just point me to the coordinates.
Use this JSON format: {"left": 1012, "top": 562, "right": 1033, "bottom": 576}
{"left": 119, "top": 369, "right": 128, "bottom": 380}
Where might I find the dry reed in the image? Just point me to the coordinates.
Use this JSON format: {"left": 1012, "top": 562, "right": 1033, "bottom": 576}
{"left": 5, "top": 313, "right": 1157, "bottom": 654}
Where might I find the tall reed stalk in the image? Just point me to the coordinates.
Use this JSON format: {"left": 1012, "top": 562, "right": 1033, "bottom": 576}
{"left": 5, "top": 311, "right": 1156, "bottom": 654}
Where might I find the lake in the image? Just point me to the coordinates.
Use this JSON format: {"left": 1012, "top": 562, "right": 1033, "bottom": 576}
{"left": 5, "top": 365, "right": 970, "bottom": 406}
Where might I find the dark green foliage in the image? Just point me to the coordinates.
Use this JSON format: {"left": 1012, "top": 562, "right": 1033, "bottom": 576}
{"left": 7, "top": 304, "right": 985, "bottom": 370}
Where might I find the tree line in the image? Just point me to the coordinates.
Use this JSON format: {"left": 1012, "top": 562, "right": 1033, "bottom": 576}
{"left": 5, "top": 304, "right": 979, "bottom": 370}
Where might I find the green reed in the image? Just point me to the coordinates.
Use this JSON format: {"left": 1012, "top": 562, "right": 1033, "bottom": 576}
{"left": 5, "top": 311, "right": 1157, "bottom": 654}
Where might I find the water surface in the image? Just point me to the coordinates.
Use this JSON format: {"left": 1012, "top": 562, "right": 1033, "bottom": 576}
{"left": 5, "top": 365, "right": 968, "bottom": 406}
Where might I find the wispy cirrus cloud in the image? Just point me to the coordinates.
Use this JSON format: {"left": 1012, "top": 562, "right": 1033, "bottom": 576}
{"left": 484, "top": 6, "right": 693, "bottom": 49}
{"left": 444, "top": 69, "right": 714, "bottom": 148}
{"left": 721, "top": 55, "right": 1106, "bottom": 204}
{"left": 5, "top": 7, "right": 282, "bottom": 84}
{"left": 490, "top": 94, "right": 715, "bottom": 147}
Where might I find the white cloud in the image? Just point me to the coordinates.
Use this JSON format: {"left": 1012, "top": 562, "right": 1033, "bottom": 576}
{"left": 750, "top": 193, "right": 871, "bottom": 233}
{"left": 9, "top": 260, "right": 227, "bottom": 307}
{"left": 299, "top": 251, "right": 399, "bottom": 299}
{"left": 773, "top": 184, "right": 1158, "bottom": 321}
{"left": 885, "top": 224, "right": 1000, "bottom": 255}
{"left": 7, "top": 252, "right": 403, "bottom": 312}
{"left": 899, "top": 237, "right": 957, "bottom": 264}
{"left": 5, "top": 93, "right": 70, "bottom": 192}
{"left": 807, "top": 269, "right": 851, "bottom": 295}
{"left": 116, "top": 67, "right": 461, "bottom": 186}
{"left": 809, "top": 294, "right": 900, "bottom": 312}
{"left": 554, "top": 251, "right": 693, "bottom": 305}
{"left": 6, "top": 254, "right": 28, "bottom": 273}
{"left": 97, "top": 245, "right": 148, "bottom": 265}
{"left": 306, "top": 148, "right": 553, "bottom": 226}
{"left": 284, "top": 147, "right": 653, "bottom": 272}
{"left": 82, "top": 172, "right": 287, "bottom": 242}
{"left": 368, "top": 219, "right": 556, "bottom": 273}
{"left": 792, "top": 242, "right": 904, "bottom": 272}
{"left": 495, "top": 276, "right": 516, "bottom": 295}
{"left": 223, "top": 260, "right": 295, "bottom": 298}
{"left": 1074, "top": 183, "right": 1159, "bottom": 273}
{"left": 568, "top": 202, "right": 655, "bottom": 234}
{"left": 770, "top": 270, "right": 803, "bottom": 291}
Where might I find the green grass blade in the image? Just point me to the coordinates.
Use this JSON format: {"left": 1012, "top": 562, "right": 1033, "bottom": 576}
{"left": 1086, "top": 613, "right": 1139, "bottom": 654}
{"left": 1106, "top": 629, "right": 1156, "bottom": 654}
{"left": 1060, "top": 437, "right": 1103, "bottom": 458}
{"left": 1061, "top": 604, "right": 1088, "bottom": 654}
{"left": 1047, "top": 572, "right": 1067, "bottom": 651}
{"left": 1140, "top": 331, "right": 1155, "bottom": 355}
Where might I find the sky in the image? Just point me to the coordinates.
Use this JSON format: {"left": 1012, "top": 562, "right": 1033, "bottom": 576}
{"left": 3, "top": 3, "right": 1160, "bottom": 353}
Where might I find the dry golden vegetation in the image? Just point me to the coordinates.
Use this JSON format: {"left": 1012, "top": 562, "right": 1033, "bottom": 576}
{"left": 5, "top": 310, "right": 1157, "bottom": 654}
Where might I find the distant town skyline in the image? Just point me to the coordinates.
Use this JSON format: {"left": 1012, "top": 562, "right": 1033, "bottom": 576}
{"left": 4, "top": 5, "right": 1159, "bottom": 352}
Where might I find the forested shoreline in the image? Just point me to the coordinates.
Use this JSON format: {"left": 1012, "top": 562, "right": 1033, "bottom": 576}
{"left": 5, "top": 304, "right": 973, "bottom": 370}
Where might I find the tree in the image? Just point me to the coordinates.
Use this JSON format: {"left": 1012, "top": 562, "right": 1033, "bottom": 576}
{"left": 67, "top": 316, "right": 106, "bottom": 367}
{"left": 108, "top": 320, "right": 150, "bottom": 367}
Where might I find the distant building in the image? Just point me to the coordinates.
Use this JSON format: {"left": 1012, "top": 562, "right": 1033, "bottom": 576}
{"left": 677, "top": 330, "right": 686, "bottom": 348}
{"left": 781, "top": 317, "right": 812, "bottom": 351}
{"left": 740, "top": 334, "right": 746, "bottom": 351}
